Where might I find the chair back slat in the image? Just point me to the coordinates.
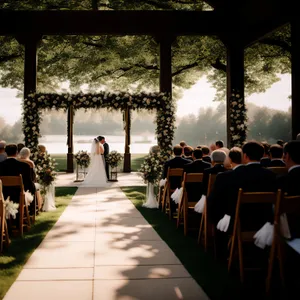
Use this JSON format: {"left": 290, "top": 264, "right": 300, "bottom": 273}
{"left": 267, "top": 167, "right": 288, "bottom": 175}
{"left": 184, "top": 173, "right": 204, "bottom": 183}
{"left": 239, "top": 190, "right": 278, "bottom": 204}
{"left": 0, "top": 175, "right": 24, "bottom": 191}
{"left": 168, "top": 168, "right": 184, "bottom": 177}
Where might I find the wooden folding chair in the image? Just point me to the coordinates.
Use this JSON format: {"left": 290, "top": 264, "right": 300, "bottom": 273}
{"left": 161, "top": 168, "right": 184, "bottom": 219}
{"left": 228, "top": 188, "right": 281, "bottom": 283}
{"left": 266, "top": 194, "right": 300, "bottom": 293}
{"left": 177, "top": 173, "right": 204, "bottom": 236}
{"left": 267, "top": 167, "right": 288, "bottom": 176}
{"left": 0, "top": 180, "right": 11, "bottom": 253}
{"left": 0, "top": 175, "right": 31, "bottom": 237}
{"left": 198, "top": 173, "right": 217, "bottom": 253}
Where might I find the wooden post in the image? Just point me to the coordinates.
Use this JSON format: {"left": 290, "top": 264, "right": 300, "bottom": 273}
{"left": 67, "top": 105, "right": 74, "bottom": 173}
{"left": 123, "top": 107, "right": 131, "bottom": 172}
{"left": 226, "top": 41, "right": 244, "bottom": 147}
{"left": 159, "top": 36, "right": 173, "bottom": 96}
{"left": 17, "top": 35, "right": 41, "bottom": 148}
{"left": 291, "top": 20, "right": 300, "bottom": 139}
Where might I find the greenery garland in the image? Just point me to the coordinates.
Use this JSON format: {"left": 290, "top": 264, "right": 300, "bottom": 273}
{"left": 23, "top": 91, "right": 175, "bottom": 155}
{"left": 229, "top": 90, "right": 248, "bottom": 148}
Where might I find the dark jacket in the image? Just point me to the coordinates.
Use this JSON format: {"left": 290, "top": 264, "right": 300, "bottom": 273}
{"left": 269, "top": 159, "right": 286, "bottom": 167}
{"left": 202, "top": 156, "right": 212, "bottom": 164}
{"left": 202, "top": 164, "right": 226, "bottom": 196}
{"left": 163, "top": 156, "right": 190, "bottom": 189}
{"left": 260, "top": 157, "right": 271, "bottom": 167}
{"left": 224, "top": 163, "right": 276, "bottom": 232}
{"left": 184, "top": 159, "right": 212, "bottom": 202}
{"left": 0, "top": 158, "right": 36, "bottom": 202}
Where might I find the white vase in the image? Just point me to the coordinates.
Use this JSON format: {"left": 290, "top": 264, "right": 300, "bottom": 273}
{"left": 143, "top": 182, "right": 158, "bottom": 209}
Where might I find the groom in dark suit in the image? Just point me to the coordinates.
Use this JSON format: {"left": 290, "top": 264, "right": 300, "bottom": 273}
{"left": 98, "top": 136, "right": 109, "bottom": 180}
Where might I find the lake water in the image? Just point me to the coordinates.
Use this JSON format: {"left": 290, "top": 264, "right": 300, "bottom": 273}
{"left": 39, "top": 135, "right": 157, "bottom": 154}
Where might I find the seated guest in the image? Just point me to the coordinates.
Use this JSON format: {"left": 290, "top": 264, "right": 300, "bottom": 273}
{"left": 277, "top": 140, "right": 300, "bottom": 196}
{"left": 207, "top": 147, "right": 243, "bottom": 225}
{"left": 202, "top": 145, "right": 212, "bottom": 164}
{"left": 0, "top": 140, "right": 7, "bottom": 162}
{"left": 277, "top": 139, "right": 284, "bottom": 147}
{"left": 183, "top": 145, "right": 194, "bottom": 161}
{"left": 162, "top": 145, "right": 190, "bottom": 186}
{"left": 269, "top": 144, "right": 285, "bottom": 167}
{"left": 202, "top": 149, "right": 227, "bottom": 196}
{"left": 184, "top": 148, "right": 211, "bottom": 174}
{"left": 222, "top": 141, "right": 276, "bottom": 232}
{"left": 18, "top": 147, "right": 36, "bottom": 181}
{"left": 215, "top": 140, "right": 224, "bottom": 149}
{"left": 0, "top": 144, "right": 36, "bottom": 205}
{"left": 17, "top": 143, "right": 25, "bottom": 154}
{"left": 184, "top": 148, "right": 211, "bottom": 202}
{"left": 260, "top": 141, "right": 271, "bottom": 167}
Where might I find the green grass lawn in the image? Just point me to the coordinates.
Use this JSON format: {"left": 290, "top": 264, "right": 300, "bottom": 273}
{"left": 52, "top": 153, "right": 146, "bottom": 172}
{"left": 121, "top": 186, "right": 243, "bottom": 300}
{"left": 0, "top": 187, "right": 77, "bottom": 300}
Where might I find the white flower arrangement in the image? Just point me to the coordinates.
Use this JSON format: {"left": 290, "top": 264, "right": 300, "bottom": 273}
{"left": 229, "top": 90, "right": 248, "bottom": 147}
{"left": 106, "top": 151, "right": 123, "bottom": 168}
{"left": 75, "top": 150, "right": 91, "bottom": 168}
{"left": 23, "top": 92, "right": 175, "bottom": 156}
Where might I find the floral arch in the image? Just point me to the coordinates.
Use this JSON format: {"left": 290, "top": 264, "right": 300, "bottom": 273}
{"left": 23, "top": 91, "right": 176, "bottom": 160}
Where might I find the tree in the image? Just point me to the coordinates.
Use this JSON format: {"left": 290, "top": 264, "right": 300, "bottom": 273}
{"left": 0, "top": 1, "right": 292, "bottom": 101}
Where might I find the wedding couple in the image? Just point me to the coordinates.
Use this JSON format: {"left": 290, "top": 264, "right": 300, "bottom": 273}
{"left": 81, "top": 136, "right": 110, "bottom": 187}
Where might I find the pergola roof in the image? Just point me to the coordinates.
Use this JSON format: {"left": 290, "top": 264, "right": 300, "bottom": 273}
{"left": 0, "top": 0, "right": 294, "bottom": 46}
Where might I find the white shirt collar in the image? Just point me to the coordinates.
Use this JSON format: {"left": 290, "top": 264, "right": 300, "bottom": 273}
{"left": 271, "top": 158, "right": 284, "bottom": 162}
{"left": 246, "top": 162, "right": 260, "bottom": 165}
{"left": 233, "top": 164, "right": 243, "bottom": 170}
{"left": 288, "top": 165, "right": 300, "bottom": 173}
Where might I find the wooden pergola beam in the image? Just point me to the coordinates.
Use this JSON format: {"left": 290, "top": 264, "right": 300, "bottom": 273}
{"left": 0, "top": 10, "right": 227, "bottom": 36}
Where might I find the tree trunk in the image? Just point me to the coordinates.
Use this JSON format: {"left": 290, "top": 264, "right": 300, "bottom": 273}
{"left": 92, "top": 0, "right": 98, "bottom": 10}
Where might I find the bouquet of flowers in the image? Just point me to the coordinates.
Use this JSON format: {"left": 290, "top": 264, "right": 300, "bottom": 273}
{"left": 75, "top": 150, "right": 91, "bottom": 168}
{"left": 106, "top": 151, "right": 123, "bottom": 168}
{"left": 32, "top": 151, "right": 57, "bottom": 187}
{"left": 139, "top": 152, "right": 165, "bottom": 184}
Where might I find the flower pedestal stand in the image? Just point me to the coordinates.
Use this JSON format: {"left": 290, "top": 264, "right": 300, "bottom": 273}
{"left": 74, "top": 164, "right": 88, "bottom": 182}
{"left": 109, "top": 166, "right": 118, "bottom": 182}
{"left": 142, "top": 182, "right": 158, "bottom": 209}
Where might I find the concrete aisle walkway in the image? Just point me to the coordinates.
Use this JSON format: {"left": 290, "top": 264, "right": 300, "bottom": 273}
{"left": 4, "top": 185, "right": 209, "bottom": 300}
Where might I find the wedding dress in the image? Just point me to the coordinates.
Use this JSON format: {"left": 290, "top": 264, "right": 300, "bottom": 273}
{"left": 81, "top": 140, "right": 110, "bottom": 187}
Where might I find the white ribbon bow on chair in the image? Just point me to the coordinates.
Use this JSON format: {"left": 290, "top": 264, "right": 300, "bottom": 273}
{"left": 159, "top": 179, "right": 166, "bottom": 187}
{"left": 216, "top": 214, "right": 231, "bottom": 232}
{"left": 171, "top": 187, "right": 183, "bottom": 204}
{"left": 194, "top": 195, "right": 206, "bottom": 213}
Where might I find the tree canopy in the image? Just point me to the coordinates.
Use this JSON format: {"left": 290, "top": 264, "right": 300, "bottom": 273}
{"left": 0, "top": 0, "right": 291, "bottom": 101}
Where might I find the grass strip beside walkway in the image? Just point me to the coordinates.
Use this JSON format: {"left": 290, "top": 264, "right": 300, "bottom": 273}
{"left": 121, "top": 186, "right": 242, "bottom": 300}
{"left": 0, "top": 187, "right": 78, "bottom": 300}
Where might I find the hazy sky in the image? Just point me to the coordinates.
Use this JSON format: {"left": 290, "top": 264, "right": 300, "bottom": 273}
{"left": 0, "top": 74, "right": 291, "bottom": 125}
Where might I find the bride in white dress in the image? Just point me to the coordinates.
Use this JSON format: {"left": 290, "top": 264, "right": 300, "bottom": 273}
{"left": 81, "top": 137, "right": 110, "bottom": 187}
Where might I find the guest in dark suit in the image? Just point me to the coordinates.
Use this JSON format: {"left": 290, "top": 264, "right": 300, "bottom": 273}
{"left": 202, "top": 149, "right": 227, "bottom": 196}
{"left": 277, "top": 140, "right": 300, "bottom": 196}
{"left": 207, "top": 147, "right": 243, "bottom": 261}
{"left": 268, "top": 144, "right": 285, "bottom": 167}
{"left": 201, "top": 145, "right": 212, "bottom": 164}
{"left": 184, "top": 148, "right": 211, "bottom": 202}
{"left": 0, "top": 144, "right": 36, "bottom": 203}
{"left": 98, "top": 136, "right": 109, "bottom": 180}
{"left": 207, "top": 147, "right": 243, "bottom": 224}
{"left": 260, "top": 141, "right": 271, "bottom": 167}
{"left": 183, "top": 145, "right": 194, "bottom": 162}
{"left": 224, "top": 141, "right": 276, "bottom": 232}
{"left": 163, "top": 145, "right": 190, "bottom": 179}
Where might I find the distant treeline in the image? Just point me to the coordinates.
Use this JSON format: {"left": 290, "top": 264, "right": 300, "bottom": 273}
{"left": 0, "top": 102, "right": 291, "bottom": 146}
